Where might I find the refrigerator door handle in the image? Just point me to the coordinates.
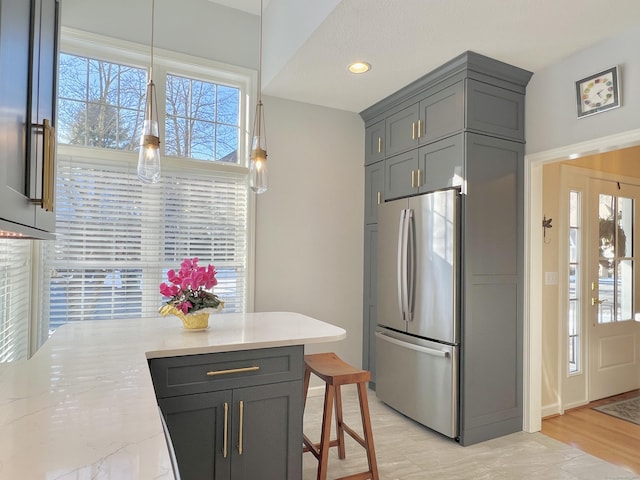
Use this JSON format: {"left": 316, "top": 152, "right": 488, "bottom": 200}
{"left": 375, "top": 332, "right": 450, "bottom": 358}
{"left": 406, "top": 208, "right": 415, "bottom": 322}
{"left": 401, "top": 208, "right": 411, "bottom": 322}
{"left": 396, "top": 210, "right": 404, "bottom": 320}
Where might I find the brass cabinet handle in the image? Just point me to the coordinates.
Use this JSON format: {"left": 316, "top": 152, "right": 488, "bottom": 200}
{"left": 223, "top": 402, "right": 229, "bottom": 458}
{"left": 377, "top": 136, "right": 382, "bottom": 153}
{"left": 206, "top": 366, "right": 260, "bottom": 376}
{"left": 238, "top": 400, "right": 244, "bottom": 455}
{"left": 30, "top": 119, "right": 55, "bottom": 212}
{"left": 411, "top": 170, "right": 416, "bottom": 188}
{"left": 377, "top": 191, "right": 381, "bottom": 205}
{"left": 417, "top": 169, "right": 422, "bottom": 187}
{"left": 417, "top": 119, "right": 422, "bottom": 138}
{"left": 412, "top": 122, "right": 416, "bottom": 140}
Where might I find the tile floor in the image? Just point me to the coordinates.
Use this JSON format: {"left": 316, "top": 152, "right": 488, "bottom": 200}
{"left": 302, "top": 386, "right": 640, "bottom": 480}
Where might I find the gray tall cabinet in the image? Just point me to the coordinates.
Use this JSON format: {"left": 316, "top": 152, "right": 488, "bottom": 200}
{"left": 361, "top": 51, "right": 532, "bottom": 445}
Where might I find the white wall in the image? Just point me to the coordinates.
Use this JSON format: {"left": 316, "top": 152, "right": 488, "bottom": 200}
{"left": 254, "top": 96, "right": 365, "bottom": 369}
{"left": 61, "top": 0, "right": 259, "bottom": 69}
{"left": 526, "top": 24, "right": 640, "bottom": 155}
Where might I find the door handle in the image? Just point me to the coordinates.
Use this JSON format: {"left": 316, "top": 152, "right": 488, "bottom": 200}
{"left": 375, "top": 332, "right": 450, "bottom": 358}
{"left": 238, "top": 400, "right": 244, "bottom": 455}
{"left": 223, "top": 402, "right": 229, "bottom": 458}
{"left": 30, "top": 119, "right": 55, "bottom": 212}
{"left": 591, "top": 298, "right": 605, "bottom": 306}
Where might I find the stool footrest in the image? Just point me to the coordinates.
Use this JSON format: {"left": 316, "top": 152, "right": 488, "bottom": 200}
{"left": 341, "top": 423, "right": 366, "bottom": 450}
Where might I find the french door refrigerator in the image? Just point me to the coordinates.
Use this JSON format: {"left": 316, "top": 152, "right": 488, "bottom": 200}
{"left": 375, "top": 188, "right": 460, "bottom": 439}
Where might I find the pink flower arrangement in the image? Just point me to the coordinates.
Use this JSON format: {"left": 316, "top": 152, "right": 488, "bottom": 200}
{"left": 159, "top": 257, "right": 223, "bottom": 314}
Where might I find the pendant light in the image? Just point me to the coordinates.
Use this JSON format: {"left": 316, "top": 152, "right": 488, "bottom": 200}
{"left": 137, "top": 0, "right": 161, "bottom": 184}
{"left": 249, "top": 0, "right": 268, "bottom": 194}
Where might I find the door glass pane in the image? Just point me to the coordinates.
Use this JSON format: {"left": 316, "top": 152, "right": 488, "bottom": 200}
{"left": 597, "top": 192, "right": 635, "bottom": 323}
{"left": 617, "top": 259, "right": 633, "bottom": 321}
{"left": 568, "top": 191, "right": 581, "bottom": 374}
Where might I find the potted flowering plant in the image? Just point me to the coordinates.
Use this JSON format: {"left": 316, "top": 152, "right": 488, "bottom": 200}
{"left": 159, "top": 257, "right": 224, "bottom": 329}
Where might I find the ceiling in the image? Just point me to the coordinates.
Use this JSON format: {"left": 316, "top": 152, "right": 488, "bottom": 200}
{"left": 210, "top": 0, "right": 640, "bottom": 113}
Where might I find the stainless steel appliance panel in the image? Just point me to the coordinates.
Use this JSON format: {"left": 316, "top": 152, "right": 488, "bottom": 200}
{"left": 375, "top": 328, "right": 458, "bottom": 438}
{"left": 408, "top": 190, "right": 459, "bottom": 344}
{"left": 376, "top": 197, "right": 410, "bottom": 333}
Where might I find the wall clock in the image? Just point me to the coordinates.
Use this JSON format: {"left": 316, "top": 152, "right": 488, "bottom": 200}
{"left": 576, "top": 66, "right": 620, "bottom": 118}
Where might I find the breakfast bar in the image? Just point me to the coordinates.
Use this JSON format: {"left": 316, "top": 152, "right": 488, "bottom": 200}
{"left": 0, "top": 312, "right": 345, "bottom": 479}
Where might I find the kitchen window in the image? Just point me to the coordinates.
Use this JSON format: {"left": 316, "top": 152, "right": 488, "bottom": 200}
{"left": 30, "top": 30, "right": 253, "bottom": 349}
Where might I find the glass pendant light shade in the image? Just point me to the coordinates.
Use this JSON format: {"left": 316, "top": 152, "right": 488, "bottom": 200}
{"left": 137, "top": 79, "right": 161, "bottom": 183}
{"left": 249, "top": 100, "right": 267, "bottom": 194}
{"left": 249, "top": 0, "right": 268, "bottom": 194}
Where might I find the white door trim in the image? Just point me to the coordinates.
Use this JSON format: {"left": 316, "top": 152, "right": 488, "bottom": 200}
{"left": 523, "top": 128, "right": 640, "bottom": 432}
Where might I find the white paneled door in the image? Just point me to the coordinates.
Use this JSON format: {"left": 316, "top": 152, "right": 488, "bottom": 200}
{"left": 588, "top": 179, "right": 640, "bottom": 401}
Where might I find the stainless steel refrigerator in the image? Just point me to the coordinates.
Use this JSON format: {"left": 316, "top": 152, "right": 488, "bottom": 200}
{"left": 375, "top": 188, "right": 460, "bottom": 439}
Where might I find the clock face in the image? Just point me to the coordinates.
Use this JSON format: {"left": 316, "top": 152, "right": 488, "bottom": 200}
{"left": 576, "top": 67, "right": 620, "bottom": 118}
{"left": 581, "top": 73, "right": 615, "bottom": 110}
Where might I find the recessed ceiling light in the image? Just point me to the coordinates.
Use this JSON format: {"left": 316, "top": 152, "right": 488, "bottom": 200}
{"left": 348, "top": 62, "right": 371, "bottom": 74}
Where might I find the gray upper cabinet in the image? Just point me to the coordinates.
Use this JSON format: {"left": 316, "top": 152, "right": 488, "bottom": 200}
{"left": 418, "top": 81, "right": 464, "bottom": 145}
{"left": 0, "top": 0, "right": 58, "bottom": 238}
{"left": 364, "top": 161, "right": 384, "bottom": 224}
{"left": 418, "top": 134, "right": 464, "bottom": 194}
{"left": 360, "top": 51, "right": 532, "bottom": 446}
{"left": 365, "top": 120, "right": 385, "bottom": 165}
{"left": 385, "top": 103, "right": 419, "bottom": 156}
{"left": 466, "top": 79, "right": 525, "bottom": 141}
{"left": 384, "top": 149, "right": 418, "bottom": 200}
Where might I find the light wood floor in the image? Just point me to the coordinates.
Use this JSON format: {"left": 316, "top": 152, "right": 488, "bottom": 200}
{"left": 542, "top": 389, "right": 640, "bottom": 475}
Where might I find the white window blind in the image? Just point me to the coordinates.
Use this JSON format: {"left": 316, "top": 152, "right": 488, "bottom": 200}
{"left": 0, "top": 241, "right": 32, "bottom": 362}
{"left": 39, "top": 152, "right": 248, "bottom": 335}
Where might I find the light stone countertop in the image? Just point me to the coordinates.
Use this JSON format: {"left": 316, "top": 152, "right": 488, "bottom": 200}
{"left": 0, "top": 312, "right": 346, "bottom": 479}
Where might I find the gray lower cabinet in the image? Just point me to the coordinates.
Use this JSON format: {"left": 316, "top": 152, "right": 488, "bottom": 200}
{"left": 149, "top": 346, "right": 304, "bottom": 480}
{"left": 362, "top": 223, "right": 378, "bottom": 386}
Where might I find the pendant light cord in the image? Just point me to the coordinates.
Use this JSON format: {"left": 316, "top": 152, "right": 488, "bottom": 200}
{"left": 150, "top": 0, "right": 155, "bottom": 80}
{"left": 255, "top": 0, "right": 265, "bottom": 141}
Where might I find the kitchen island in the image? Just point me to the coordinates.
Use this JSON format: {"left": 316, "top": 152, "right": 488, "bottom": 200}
{"left": 0, "top": 312, "right": 345, "bottom": 479}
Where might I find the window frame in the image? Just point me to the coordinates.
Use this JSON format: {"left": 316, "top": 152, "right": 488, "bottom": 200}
{"left": 27, "top": 28, "right": 258, "bottom": 353}
{"left": 59, "top": 27, "right": 254, "bottom": 165}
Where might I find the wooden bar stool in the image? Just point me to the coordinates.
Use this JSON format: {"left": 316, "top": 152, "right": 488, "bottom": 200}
{"left": 303, "top": 352, "right": 379, "bottom": 480}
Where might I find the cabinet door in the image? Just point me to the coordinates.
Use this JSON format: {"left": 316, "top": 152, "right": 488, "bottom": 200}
{"left": 419, "top": 81, "right": 464, "bottom": 144}
{"left": 231, "top": 381, "right": 302, "bottom": 480}
{"left": 365, "top": 120, "right": 385, "bottom": 165}
{"left": 384, "top": 150, "right": 418, "bottom": 201}
{"left": 0, "top": 0, "right": 35, "bottom": 227}
{"left": 385, "top": 103, "right": 419, "bottom": 156}
{"left": 159, "top": 390, "right": 232, "bottom": 480}
{"left": 466, "top": 78, "right": 525, "bottom": 142}
{"left": 30, "top": 0, "right": 59, "bottom": 232}
{"left": 418, "top": 134, "right": 464, "bottom": 193}
{"left": 364, "top": 161, "right": 384, "bottom": 224}
{"left": 362, "top": 223, "right": 378, "bottom": 385}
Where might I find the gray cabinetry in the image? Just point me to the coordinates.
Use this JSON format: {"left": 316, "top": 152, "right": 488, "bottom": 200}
{"left": 364, "top": 161, "right": 384, "bottom": 224}
{"left": 149, "top": 346, "right": 304, "bottom": 480}
{"left": 385, "top": 103, "right": 419, "bottom": 156}
{"left": 365, "top": 120, "right": 385, "bottom": 165}
{"left": 418, "top": 134, "right": 464, "bottom": 193}
{"left": 418, "top": 81, "right": 464, "bottom": 144}
{"left": 360, "top": 51, "right": 532, "bottom": 446}
{"left": 0, "top": 0, "right": 58, "bottom": 238}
